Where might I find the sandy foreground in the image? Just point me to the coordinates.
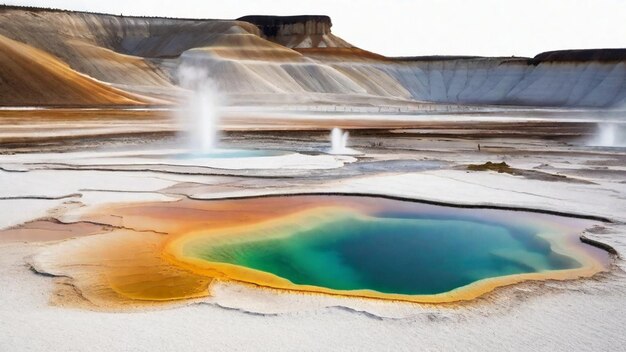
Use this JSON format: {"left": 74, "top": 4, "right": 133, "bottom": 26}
{"left": 1, "top": 115, "right": 625, "bottom": 351}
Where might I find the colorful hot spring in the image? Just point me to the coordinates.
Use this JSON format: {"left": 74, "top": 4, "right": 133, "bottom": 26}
{"left": 164, "top": 196, "right": 608, "bottom": 302}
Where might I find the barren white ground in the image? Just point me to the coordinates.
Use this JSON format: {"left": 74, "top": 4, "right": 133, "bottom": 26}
{"left": 1, "top": 138, "right": 625, "bottom": 351}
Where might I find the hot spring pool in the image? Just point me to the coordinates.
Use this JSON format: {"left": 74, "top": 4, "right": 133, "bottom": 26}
{"left": 164, "top": 195, "right": 608, "bottom": 301}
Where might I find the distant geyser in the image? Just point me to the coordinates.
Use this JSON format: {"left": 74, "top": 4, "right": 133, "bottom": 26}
{"left": 177, "top": 65, "right": 222, "bottom": 153}
{"left": 589, "top": 122, "right": 626, "bottom": 148}
{"left": 328, "top": 127, "right": 359, "bottom": 155}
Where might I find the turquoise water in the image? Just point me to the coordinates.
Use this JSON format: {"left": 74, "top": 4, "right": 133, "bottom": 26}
{"left": 191, "top": 209, "right": 584, "bottom": 295}
{"left": 180, "top": 148, "right": 285, "bottom": 159}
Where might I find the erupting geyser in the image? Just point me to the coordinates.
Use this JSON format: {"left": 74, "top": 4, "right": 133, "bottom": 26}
{"left": 177, "top": 65, "right": 222, "bottom": 153}
{"left": 328, "top": 127, "right": 359, "bottom": 155}
{"left": 589, "top": 122, "right": 626, "bottom": 148}
{"left": 175, "top": 64, "right": 284, "bottom": 158}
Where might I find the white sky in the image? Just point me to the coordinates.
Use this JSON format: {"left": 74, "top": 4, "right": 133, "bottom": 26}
{"left": 5, "top": 0, "right": 626, "bottom": 57}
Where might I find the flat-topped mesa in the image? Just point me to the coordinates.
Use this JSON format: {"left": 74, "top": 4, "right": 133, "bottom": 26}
{"left": 238, "top": 15, "right": 332, "bottom": 36}
{"left": 237, "top": 15, "right": 351, "bottom": 49}
{"left": 530, "top": 48, "right": 626, "bottom": 64}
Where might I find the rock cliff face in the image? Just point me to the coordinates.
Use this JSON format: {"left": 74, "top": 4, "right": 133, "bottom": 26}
{"left": 238, "top": 15, "right": 332, "bottom": 36}
{"left": 0, "top": 6, "right": 624, "bottom": 108}
{"left": 371, "top": 58, "right": 626, "bottom": 107}
{"left": 532, "top": 49, "right": 626, "bottom": 63}
{"left": 237, "top": 15, "right": 351, "bottom": 48}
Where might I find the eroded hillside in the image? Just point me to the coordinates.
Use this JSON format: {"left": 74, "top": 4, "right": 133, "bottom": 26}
{"left": 0, "top": 6, "right": 624, "bottom": 107}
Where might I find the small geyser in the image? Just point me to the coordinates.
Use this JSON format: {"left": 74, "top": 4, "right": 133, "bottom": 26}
{"left": 177, "top": 65, "right": 222, "bottom": 154}
{"left": 588, "top": 122, "right": 626, "bottom": 148}
{"left": 331, "top": 127, "right": 348, "bottom": 153}
{"left": 328, "top": 127, "right": 359, "bottom": 155}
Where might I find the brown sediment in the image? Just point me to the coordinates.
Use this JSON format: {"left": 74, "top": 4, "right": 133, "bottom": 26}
{"left": 30, "top": 195, "right": 610, "bottom": 309}
{"left": 32, "top": 229, "right": 214, "bottom": 307}
{"left": 468, "top": 161, "right": 514, "bottom": 174}
{"left": 581, "top": 235, "right": 618, "bottom": 256}
{"left": 0, "top": 35, "right": 151, "bottom": 106}
{"left": 465, "top": 162, "right": 595, "bottom": 184}
{"left": 0, "top": 219, "right": 108, "bottom": 243}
